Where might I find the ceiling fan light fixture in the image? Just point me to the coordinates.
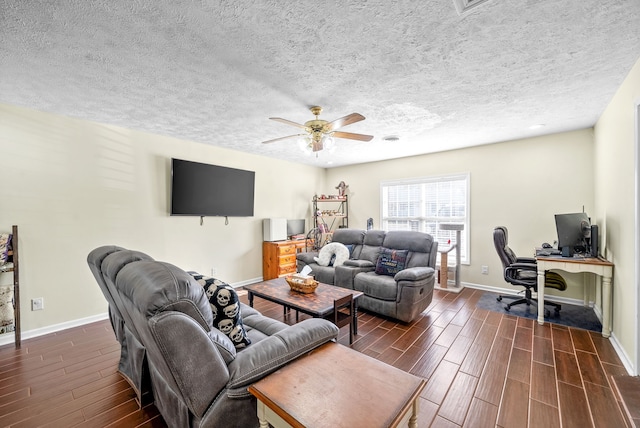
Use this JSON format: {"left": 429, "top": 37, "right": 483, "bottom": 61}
{"left": 298, "top": 136, "right": 313, "bottom": 154}
{"left": 323, "top": 136, "right": 336, "bottom": 153}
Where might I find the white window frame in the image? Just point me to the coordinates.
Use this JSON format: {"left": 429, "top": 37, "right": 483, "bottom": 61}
{"left": 380, "top": 172, "right": 470, "bottom": 265}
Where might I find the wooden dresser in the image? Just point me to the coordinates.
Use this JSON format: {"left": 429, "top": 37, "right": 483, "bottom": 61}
{"left": 262, "top": 240, "right": 310, "bottom": 280}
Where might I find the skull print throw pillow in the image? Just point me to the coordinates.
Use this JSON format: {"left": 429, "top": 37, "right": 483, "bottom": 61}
{"left": 188, "top": 272, "right": 251, "bottom": 349}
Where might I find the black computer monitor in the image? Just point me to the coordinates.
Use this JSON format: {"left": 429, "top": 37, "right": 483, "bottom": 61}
{"left": 554, "top": 212, "right": 590, "bottom": 256}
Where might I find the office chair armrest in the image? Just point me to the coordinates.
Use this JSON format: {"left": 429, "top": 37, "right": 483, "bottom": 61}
{"left": 507, "top": 262, "right": 537, "bottom": 273}
{"left": 516, "top": 257, "right": 536, "bottom": 264}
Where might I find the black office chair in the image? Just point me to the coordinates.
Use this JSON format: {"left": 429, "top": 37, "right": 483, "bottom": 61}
{"left": 493, "top": 226, "right": 564, "bottom": 315}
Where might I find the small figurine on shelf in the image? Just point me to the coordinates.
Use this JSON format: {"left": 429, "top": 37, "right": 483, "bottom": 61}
{"left": 335, "top": 181, "right": 349, "bottom": 197}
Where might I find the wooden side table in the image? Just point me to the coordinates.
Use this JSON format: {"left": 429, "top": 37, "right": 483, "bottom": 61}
{"left": 248, "top": 342, "right": 425, "bottom": 428}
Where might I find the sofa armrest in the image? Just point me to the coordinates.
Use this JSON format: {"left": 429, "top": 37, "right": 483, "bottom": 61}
{"left": 335, "top": 262, "right": 376, "bottom": 289}
{"left": 343, "top": 259, "right": 375, "bottom": 268}
{"left": 394, "top": 266, "right": 435, "bottom": 282}
{"left": 226, "top": 318, "right": 338, "bottom": 392}
{"left": 296, "top": 251, "right": 318, "bottom": 265}
{"left": 149, "top": 311, "right": 230, "bottom": 418}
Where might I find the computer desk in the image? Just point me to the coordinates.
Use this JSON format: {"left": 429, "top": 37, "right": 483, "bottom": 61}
{"left": 535, "top": 254, "right": 614, "bottom": 337}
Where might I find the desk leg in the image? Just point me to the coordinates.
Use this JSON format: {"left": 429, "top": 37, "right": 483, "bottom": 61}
{"left": 537, "top": 268, "right": 546, "bottom": 325}
{"left": 583, "top": 275, "right": 590, "bottom": 307}
{"left": 602, "top": 275, "right": 612, "bottom": 338}
{"left": 256, "top": 400, "right": 269, "bottom": 428}
{"left": 408, "top": 397, "right": 420, "bottom": 428}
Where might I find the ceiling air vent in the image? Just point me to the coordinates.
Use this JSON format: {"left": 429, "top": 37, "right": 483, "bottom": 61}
{"left": 382, "top": 135, "right": 400, "bottom": 142}
{"left": 453, "top": 0, "right": 492, "bottom": 15}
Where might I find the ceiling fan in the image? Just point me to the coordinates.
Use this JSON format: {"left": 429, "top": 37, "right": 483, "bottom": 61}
{"left": 262, "top": 106, "right": 374, "bottom": 152}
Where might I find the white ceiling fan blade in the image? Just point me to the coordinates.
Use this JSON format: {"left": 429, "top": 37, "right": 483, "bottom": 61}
{"left": 324, "top": 113, "right": 365, "bottom": 132}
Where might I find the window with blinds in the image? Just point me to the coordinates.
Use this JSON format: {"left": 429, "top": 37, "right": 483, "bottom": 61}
{"left": 380, "top": 173, "right": 470, "bottom": 264}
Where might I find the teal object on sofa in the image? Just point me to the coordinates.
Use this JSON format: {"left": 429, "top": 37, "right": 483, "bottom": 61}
{"left": 297, "top": 229, "right": 438, "bottom": 322}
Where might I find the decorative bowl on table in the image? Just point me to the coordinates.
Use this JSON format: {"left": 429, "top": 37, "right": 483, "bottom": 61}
{"left": 285, "top": 275, "right": 318, "bottom": 294}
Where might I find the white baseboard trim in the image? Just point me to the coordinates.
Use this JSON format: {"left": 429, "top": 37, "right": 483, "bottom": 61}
{"left": 608, "top": 332, "right": 637, "bottom": 375}
{"left": 231, "top": 277, "right": 263, "bottom": 288}
{"left": 0, "top": 312, "right": 109, "bottom": 347}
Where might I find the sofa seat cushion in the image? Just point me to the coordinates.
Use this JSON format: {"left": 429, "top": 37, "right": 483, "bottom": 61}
{"left": 308, "top": 264, "right": 336, "bottom": 285}
{"left": 353, "top": 271, "right": 398, "bottom": 301}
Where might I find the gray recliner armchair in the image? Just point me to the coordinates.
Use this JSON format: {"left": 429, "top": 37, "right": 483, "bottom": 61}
{"left": 88, "top": 246, "right": 338, "bottom": 428}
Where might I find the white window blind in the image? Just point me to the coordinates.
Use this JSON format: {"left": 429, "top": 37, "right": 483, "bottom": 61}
{"left": 381, "top": 173, "right": 469, "bottom": 264}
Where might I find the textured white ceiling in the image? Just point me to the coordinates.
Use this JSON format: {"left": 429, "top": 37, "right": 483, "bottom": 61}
{"left": 1, "top": 1, "right": 639, "bottom": 167}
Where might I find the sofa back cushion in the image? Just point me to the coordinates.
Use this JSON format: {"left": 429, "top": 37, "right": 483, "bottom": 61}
{"left": 100, "top": 250, "right": 157, "bottom": 337}
{"left": 382, "top": 231, "right": 437, "bottom": 269}
{"left": 116, "top": 261, "right": 214, "bottom": 330}
{"left": 359, "top": 230, "right": 386, "bottom": 263}
{"left": 332, "top": 229, "right": 366, "bottom": 259}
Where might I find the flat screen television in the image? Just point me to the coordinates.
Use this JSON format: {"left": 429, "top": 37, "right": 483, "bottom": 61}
{"left": 171, "top": 158, "right": 255, "bottom": 217}
{"left": 287, "top": 219, "right": 306, "bottom": 238}
{"left": 554, "top": 212, "right": 590, "bottom": 256}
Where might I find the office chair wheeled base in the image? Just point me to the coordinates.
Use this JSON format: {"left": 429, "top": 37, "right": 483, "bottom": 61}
{"left": 496, "top": 289, "right": 561, "bottom": 318}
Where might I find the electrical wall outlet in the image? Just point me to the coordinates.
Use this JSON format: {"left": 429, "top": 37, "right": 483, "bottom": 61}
{"left": 481, "top": 265, "right": 489, "bottom": 275}
{"left": 211, "top": 267, "right": 217, "bottom": 276}
{"left": 31, "top": 297, "right": 44, "bottom": 311}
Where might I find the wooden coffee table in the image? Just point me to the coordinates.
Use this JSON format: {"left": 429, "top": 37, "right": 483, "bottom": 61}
{"left": 248, "top": 342, "right": 426, "bottom": 428}
{"left": 244, "top": 278, "right": 363, "bottom": 335}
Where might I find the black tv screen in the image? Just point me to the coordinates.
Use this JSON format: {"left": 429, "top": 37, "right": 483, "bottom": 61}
{"left": 171, "top": 158, "right": 255, "bottom": 217}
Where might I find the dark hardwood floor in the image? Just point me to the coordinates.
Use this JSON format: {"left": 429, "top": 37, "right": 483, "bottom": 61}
{"left": 0, "top": 287, "right": 631, "bottom": 427}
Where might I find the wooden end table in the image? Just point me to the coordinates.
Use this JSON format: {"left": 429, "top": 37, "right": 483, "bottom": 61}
{"left": 248, "top": 342, "right": 425, "bottom": 428}
{"left": 244, "top": 278, "right": 363, "bottom": 337}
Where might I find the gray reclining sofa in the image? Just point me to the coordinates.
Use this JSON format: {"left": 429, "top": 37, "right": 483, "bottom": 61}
{"left": 88, "top": 246, "right": 338, "bottom": 428}
{"left": 296, "top": 229, "right": 438, "bottom": 323}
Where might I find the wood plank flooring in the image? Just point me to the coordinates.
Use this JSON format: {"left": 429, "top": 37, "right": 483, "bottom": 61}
{"left": 0, "top": 287, "right": 631, "bottom": 427}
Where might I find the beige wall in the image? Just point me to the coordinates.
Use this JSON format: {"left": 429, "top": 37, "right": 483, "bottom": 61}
{"left": 327, "top": 129, "right": 595, "bottom": 298}
{"left": 594, "top": 57, "right": 640, "bottom": 372}
{"left": 0, "top": 103, "right": 325, "bottom": 333}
